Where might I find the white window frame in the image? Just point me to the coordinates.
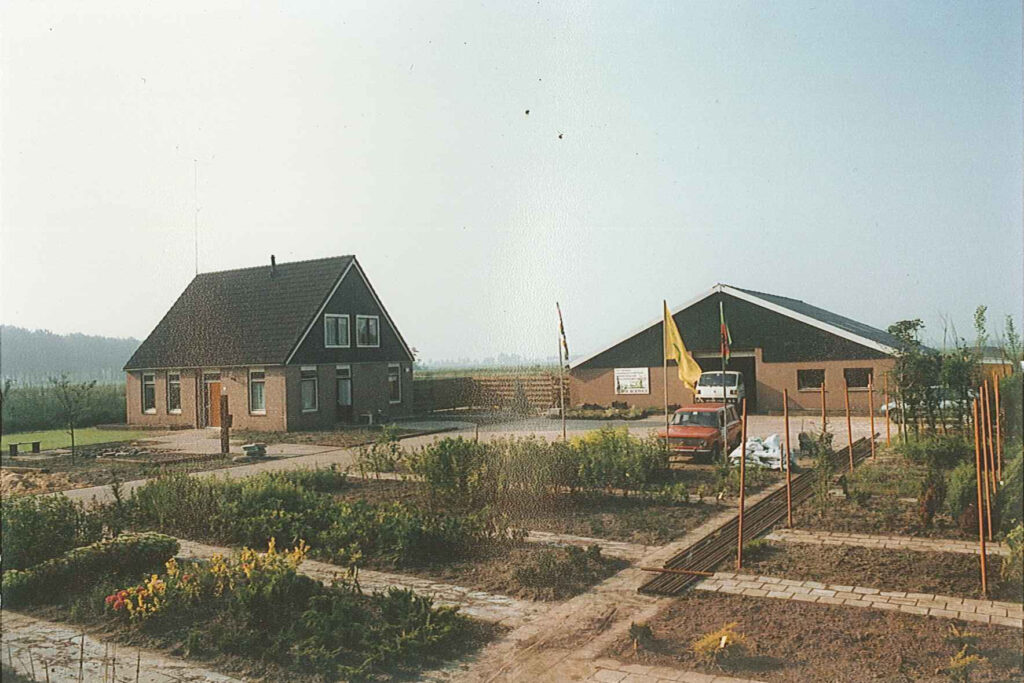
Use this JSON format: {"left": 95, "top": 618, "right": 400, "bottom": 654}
{"left": 324, "top": 314, "right": 351, "bottom": 349}
{"left": 166, "top": 372, "right": 182, "bottom": 414}
{"left": 388, "top": 363, "right": 402, "bottom": 404}
{"left": 300, "top": 366, "right": 319, "bottom": 413}
{"left": 249, "top": 368, "right": 267, "bottom": 415}
{"left": 355, "top": 314, "right": 381, "bottom": 348}
{"left": 142, "top": 373, "right": 156, "bottom": 414}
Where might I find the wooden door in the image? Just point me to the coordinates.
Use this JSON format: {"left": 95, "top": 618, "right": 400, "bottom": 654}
{"left": 208, "top": 382, "right": 222, "bottom": 427}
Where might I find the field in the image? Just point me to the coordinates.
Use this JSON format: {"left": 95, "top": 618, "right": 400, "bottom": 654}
{"left": 1, "top": 427, "right": 154, "bottom": 452}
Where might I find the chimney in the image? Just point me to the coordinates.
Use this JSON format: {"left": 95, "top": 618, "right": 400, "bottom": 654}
{"left": 270, "top": 255, "right": 277, "bottom": 278}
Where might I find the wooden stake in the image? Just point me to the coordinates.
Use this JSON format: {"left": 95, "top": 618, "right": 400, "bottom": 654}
{"left": 663, "top": 301, "right": 671, "bottom": 454}
{"left": 78, "top": 632, "right": 85, "bottom": 683}
{"left": 736, "top": 397, "right": 747, "bottom": 570}
{"left": 783, "top": 388, "right": 792, "bottom": 528}
{"left": 994, "top": 378, "right": 1003, "bottom": 482}
{"left": 980, "top": 387, "right": 993, "bottom": 542}
{"left": 973, "top": 399, "right": 988, "bottom": 597}
{"left": 844, "top": 380, "right": 854, "bottom": 472}
{"left": 883, "top": 375, "right": 891, "bottom": 447}
{"left": 983, "top": 382, "right": 996, "bottom": 488}
{"left": 820, "top": 382, "right": 826, "bottom": 432}
{"left": 868, "top": 379, "right": 876, "bottom": 459}
{"left": 136, "top": 649, "right": 141, "bottom": 683}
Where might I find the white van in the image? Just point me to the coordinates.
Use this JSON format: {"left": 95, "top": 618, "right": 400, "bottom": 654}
{"left": 695, "top": 371, "right": 746, "bottom": 404}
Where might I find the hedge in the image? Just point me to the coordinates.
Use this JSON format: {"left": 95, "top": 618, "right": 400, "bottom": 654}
{"left": 1, "top": 532, "right": 179, "bottom": 607}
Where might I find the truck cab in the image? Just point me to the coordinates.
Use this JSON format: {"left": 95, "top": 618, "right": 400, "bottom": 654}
{"left": 694, "top": 371, "right": 746, "bottom": 405}
{"left": 656, "top": 403, "right": 742, "bottom": 463}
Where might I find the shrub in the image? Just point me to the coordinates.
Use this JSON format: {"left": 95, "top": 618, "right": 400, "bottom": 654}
{"left": 918, "top": 464, "right": 948, "bottom": 528}
{"left": 1, "top": 494, "right": 103, "bottom": 570}
{"left": 407, "top": 437, "right": 486, "bottom": 502}
{"left": 629, "top": 622, "right": 655, "bottom": 651}
{"left": 511, "top": 544, "right": 614, "bottom": 600}
{"left": 999, "top": 374, "right": 1022, "bottom": 443}
{"left": 808, "top": 430, "right": 835, "bottom": 516}
{"left": 355, "top": 427, "right": 403, "bottom": 476}
{"left": 2, "top": 532, "right": 178, "bottom": 607}
{"left": 897, "top": 435, "right": 971, "bottom": 471}
{"left": 946, "top": 461, "right": 978, "bottom": 528}
{"left": 1000, "top": 523, "right": 1023, "bottom": 586}
{"left": 997, "top": 448, "right": 1022, "bottom": 533}
{"left": 690, "top": 622, "right": 748, "bottom": 667}
{"left": 279, "top": 466, "right": 348, "bottom": 492}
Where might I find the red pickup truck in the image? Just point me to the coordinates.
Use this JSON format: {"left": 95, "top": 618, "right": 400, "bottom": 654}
{"left": 656, "top": 403, "right": 742, "bottom": 463}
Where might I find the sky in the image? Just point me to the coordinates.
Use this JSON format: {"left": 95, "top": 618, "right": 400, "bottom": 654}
{"left": 2, "top": 1, "right": 1021, "bottom": 364}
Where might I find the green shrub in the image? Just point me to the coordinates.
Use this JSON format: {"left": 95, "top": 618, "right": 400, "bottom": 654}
{"left": 407, "top": 437, "right": 486, "bottom": 502}
{"left": 897, "top": 435, "right": 972, "bottom": 471}
{"left": 999, "top": 374, "right": 1022, "bottom": 443}
{"left": 1, "top": 532, "right": 178, "bottom": 607}
{"left": 512, "top": 544, "right": 614, "bottom": 600}
{"left": 278, "top": 466, "right": 348, "bottom": 492}
{"left": 355, "top": 427, "right": 403, "bottom": 475}
{"left": 946, "top": 461, "right": 978, "bottom": 524}
{"left": 997, "top": 447, "right": 1022, "bottom": 534}
{"left": 1, "top": 494, "right": 103, "bottom": 570}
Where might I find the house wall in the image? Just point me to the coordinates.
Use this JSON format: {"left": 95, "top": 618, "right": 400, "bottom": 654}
{"left": 125, "top": 369, "right": 199, "bottom": 428}
{"left": 568, "top": 355, "right": 895, "bottom": 415}
{"left": 284, "top": 361, "right": 414, "bottom": 431}
{"left": 215, "top": 366, "right": 288, "bottom": 432}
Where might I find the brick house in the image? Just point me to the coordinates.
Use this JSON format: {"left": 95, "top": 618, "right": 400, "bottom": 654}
{"left": 123, "top": 255, "right": 414, "bottom": 431}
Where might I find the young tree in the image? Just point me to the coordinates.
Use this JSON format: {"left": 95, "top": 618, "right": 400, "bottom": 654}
{"left": 0, "top": 377, "right": 13, "bottom": 439}
{"left": 887, "top": 319, "right": 938, "bottom": 436}
{"left": 49, "top": 374, "right": 96, "bottom": 462}
{"left": 1003, "top": 315, "right": 1022, "bottom": 371}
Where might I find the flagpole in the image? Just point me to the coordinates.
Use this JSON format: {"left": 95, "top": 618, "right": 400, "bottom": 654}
{"left": 663, "top": 300, "right": 670, "bottom": 453}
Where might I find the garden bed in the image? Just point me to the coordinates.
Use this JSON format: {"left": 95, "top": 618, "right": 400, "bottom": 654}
{"left": 607, "top": 591, "right": 1024, "bottom": 682}
{"left": 233, "top": 426, "right": 420, "bottom": 447}
{"left": 727, "top": 542, "right": 1021, "bottom": 603}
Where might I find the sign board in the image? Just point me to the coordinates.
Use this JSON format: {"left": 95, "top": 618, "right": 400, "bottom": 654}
{"left": 614, "top": 367, "right": 650, "bottom": 395}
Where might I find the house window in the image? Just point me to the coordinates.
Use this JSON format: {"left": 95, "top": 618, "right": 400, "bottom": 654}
{"left": 388, "top": 363, "right": 402, "bottom": 404}
{"left": 356, "top": 315, "right": 380, "bottom": 347}
{"left": 142, "top": 373, "right": 156, "bottom": 413}
{"left": 844, "top": 368, "right": 872, "bottom": 389}
{"left": 324, "top": 314, "right": 350, "bottom": 348}
{"left": 300, "top": 366, "right": 318, "bottom": 412}
{"left": 167, "top": 373, "right": 181, "bottom": 414}
{"left": 249, "top": 369, "right": 266, "bottom": 414}
{"left": 797, "top": 369, "right": 825, "bottom": 390}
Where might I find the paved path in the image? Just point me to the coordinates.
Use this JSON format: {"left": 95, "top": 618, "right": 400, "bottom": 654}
{"left": 695, "top": 572, "right": 1024, "bottom": 629}
{"left": 176, "top": 539, "right": 548, "bottom": 629}
{"left": 1, "top": 611, "right": 242, "bottom": 682}
{"left": 766, "top": 528, "right": 1010, "bottom": 556}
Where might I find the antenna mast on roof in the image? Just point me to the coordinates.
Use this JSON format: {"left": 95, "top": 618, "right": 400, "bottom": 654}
{"left": 193, "top": 159, "right": 199, "bottom": 276}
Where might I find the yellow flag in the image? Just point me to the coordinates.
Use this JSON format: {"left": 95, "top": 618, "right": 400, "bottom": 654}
{"left": 663, "top": 301, "right": 703, "bottom": 391}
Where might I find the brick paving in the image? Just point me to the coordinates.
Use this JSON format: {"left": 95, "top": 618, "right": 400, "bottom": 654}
{"left": 1, "top": 611, "right": 242, "bottom": 682}
{"left": 766, "top": 528, "right": 1010, "bottom": 556}
{"left": 176, "top": 539, "right": 547, "bottom": 628}
{"left": 695, "top": 572, "right": 1024, "bottom": 629}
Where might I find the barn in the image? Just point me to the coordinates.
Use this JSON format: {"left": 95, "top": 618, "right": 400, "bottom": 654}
{"left": 569, "top": 284, "right": 900, "bottom": 415}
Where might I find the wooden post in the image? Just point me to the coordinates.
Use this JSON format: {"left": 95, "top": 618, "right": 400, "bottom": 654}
{"left": 736, "top": 397, "right": 747, "bottom": 569}
{"left": 820, "top": 382, "right": 826, "bottom": 432}
{"left": 844, "top": 379, "right": 854, "bottom": 472}
{"left": 983, "top": 382, "right": 996, "bottom": 487}
{"left": 663, "top": 302, "right": 670, "bottom": 454}
{"left": 868, "top": 379, "right": 876, "bottom": 459}
{"left": 783, "top": 388, "right": 793, "bottom": 528}
{"left": 980, "top": 387, "right": 993, "bottom": 542}
{"left": 994, "top": 377, "right": 1003, "bottom": 482}
{"left": 883, "top": 374, "right": 891, "bottom": 447}
{"left": 557, "top": 333, "right": 566, "bottom": 442}
{"left": 219, "top": 393, "right": 230, "bottom": 455}
{"left": 973, "top": 399, "right": 988, "bottom": 597}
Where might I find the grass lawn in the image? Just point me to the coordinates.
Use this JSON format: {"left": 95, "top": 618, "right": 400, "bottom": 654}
{"left": 1, "top": 427, "right": 156, "bottom": 452}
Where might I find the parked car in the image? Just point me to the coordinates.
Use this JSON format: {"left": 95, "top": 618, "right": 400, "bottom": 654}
{"left": 656, "top": 403, "right": 742, "bottom": 463}
{"left": 694, "top": 371, "right": 746, "bottom": 404}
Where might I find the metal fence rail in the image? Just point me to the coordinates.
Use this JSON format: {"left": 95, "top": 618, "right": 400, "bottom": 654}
{"left": 639, "top": 437, "right": 873, "bottom": 595}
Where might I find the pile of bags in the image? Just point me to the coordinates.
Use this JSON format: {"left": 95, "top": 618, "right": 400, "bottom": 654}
{"left": 728, "top": 434, "right": 796, "bottom": 471}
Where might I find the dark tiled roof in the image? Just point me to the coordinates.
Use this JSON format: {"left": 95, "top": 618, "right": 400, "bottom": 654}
{"left": 124, "top": 256, "right": 353, "bottom": 370}
{"left": 731, "top": 286, "right": 902, "bottom": 351}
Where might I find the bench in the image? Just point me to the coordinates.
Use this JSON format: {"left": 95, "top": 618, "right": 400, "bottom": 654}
{"left": 8, "top": 441, "right": 42, "bottom": 456}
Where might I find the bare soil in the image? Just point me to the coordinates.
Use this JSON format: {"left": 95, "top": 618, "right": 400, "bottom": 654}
{"left": 730, "top": 542, "right": 1022, "bottom": 603}
{"left": 607, "top": 591, "right": 1024, "bottom": 682}
{"left": 794, "top": 494, "right": 969, "bottom": 539}
{"left": 234, "top": 426, "right": 419, "bottom": 447}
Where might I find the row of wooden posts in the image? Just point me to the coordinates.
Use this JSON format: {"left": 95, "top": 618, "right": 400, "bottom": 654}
{"left": 734, "top": 377, "right": 1005, "bottom": 575}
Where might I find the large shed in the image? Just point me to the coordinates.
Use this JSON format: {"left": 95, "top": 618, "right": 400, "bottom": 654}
{"left": 569, "top": 284, "right": 900, "bottom": 414}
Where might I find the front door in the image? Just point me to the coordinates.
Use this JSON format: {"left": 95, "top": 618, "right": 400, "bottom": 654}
{"left": 206, "top": 382, "right": 222, "bottom": 427}
{"left": 336, "top": 368, "right": 353, "bottom": 422}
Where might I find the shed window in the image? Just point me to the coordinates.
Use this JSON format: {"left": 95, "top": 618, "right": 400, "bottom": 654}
{"left": 797, "top": 369, "right": 825, "bottom": 390}
{"left": 388, "top": 363, "right": 402, "bottom": 404}
{"left": 142, "top": 373, "right": 156, "bottom": 413}
{"left": 844, "top": 368, "right": 872, "bottom": 389}
{"left": 324, "top": 314, "right": 350, "bottom": 348}
{"left": 356, "top": 315, "right": 380, "bottom": 347}
{"left": 167, "top": 373, "right": 181, "bottom": 413}
{"left": 300, "top": 367, "right": 319, "bottom": 412}
{"left": 249, "top": 369, "right": 266, "bottom": 413}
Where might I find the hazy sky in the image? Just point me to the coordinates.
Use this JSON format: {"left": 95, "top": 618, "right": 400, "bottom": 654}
{"left": 2, "top": 1, "right": 1021, "bottom": 363}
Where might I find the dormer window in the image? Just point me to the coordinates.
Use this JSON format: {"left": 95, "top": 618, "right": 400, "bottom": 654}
{"left": 324, "top": 314, "right": 350, "bottom": 348}
{"left": 356, "top": 315, "right": 380, "bottom": 348}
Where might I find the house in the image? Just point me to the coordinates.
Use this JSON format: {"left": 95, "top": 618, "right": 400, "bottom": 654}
{"left": 123, "top": 255, "right": 414, "bottom": 431}
{"left": 570, "top": 284, "right": 901, "bottom": 414}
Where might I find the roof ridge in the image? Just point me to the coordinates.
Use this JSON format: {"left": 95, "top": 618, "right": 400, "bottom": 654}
{"left": 196, "top": 254, "right": 354, "bottom": 277}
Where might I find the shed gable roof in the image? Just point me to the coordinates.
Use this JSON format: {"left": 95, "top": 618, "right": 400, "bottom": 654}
{"left": 125, "top": 256, "right": 356, "bottom": 370}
